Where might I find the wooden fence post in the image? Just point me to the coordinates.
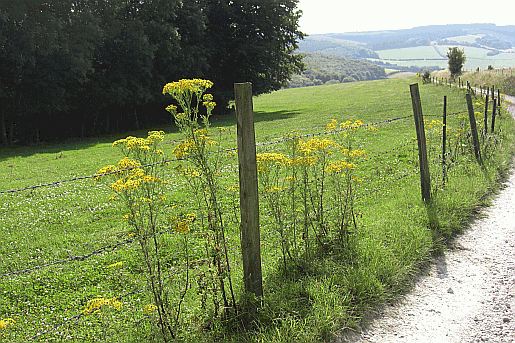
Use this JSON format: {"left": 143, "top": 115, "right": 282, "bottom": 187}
{"left": 234, "top": 82, "right": 263, "bottom": 298}
{"left": 466, "top": 93, "right": 482, "bottom": 163}
{"left": 491, "top": 100, "right": 497, "bottom": 133}
{"left": 442, "top": 95, "right": 447, "bottom": 184}
{"left": 484, "top": 94, "right": 489, "bottom": 135}
{"left": 410, "top": 83, "right": 431, "bottom": 202}
{"left": 498, "top": 89, "right": 501, "bottom": 107}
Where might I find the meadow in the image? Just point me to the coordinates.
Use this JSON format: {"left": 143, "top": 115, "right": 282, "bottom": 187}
{"left": 1, "top": 76, "right": 514, "bottom": 342}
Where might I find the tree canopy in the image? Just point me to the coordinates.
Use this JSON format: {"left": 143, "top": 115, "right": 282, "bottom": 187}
{"left": 0, "top": 0, "right": 305, "bottom": 145}
{"left": 446, "top": 47, "right": 466, "bottom": 78}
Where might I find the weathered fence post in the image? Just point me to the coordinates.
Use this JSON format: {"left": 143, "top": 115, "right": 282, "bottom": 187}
{"left": 466, "top": 93, "right": 482, "bottom": 163}
{"left": 234, "top": 82, "right": 263, "bottom": 298}
{"left": 410, "top": 83, "right": 431, "bottom": 202}
{"left": 498, "top": 89, "right": 501, "bottom": 107}
{"left": 491, "top": 99, "right": 497, "bottom": 133}
{"left": 442, "top": 95, "right": 447, "bottom": 184}
{"left": 484, "top": 94, "right": 489, "bottom": 135}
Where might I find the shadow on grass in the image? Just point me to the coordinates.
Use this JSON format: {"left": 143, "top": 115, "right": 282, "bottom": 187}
{"left": 0, "top": 110, "right": 300, "bottom": 162}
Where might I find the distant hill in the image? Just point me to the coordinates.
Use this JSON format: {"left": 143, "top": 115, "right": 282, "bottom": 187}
{"left": 288, "top": 51, "right": 386, "bottom": 88}
{"left": 297, "top": 37, "right": 379, "bottom": 59}
{"left": 297, "top": 24, "right": 515, "bottom": 72}
{"left": 321, "top": 24, "right": 515, "bottom": 50}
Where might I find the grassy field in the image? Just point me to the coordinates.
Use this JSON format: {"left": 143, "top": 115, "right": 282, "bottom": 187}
{"left": 1, "top": 76, "right": 514, "bottom": 342}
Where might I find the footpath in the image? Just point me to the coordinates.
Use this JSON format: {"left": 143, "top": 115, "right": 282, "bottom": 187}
{"left": 337, "top": 94, "right": 515, "bottom": 343}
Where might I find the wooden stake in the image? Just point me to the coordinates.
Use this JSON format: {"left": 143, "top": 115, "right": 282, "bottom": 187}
{"left": 410, "top": 83, "right": 431, "bottom": 203}
{"left": 466, "top": 93, "right": 482, "bottom": 163}
{"left": 442, "top": 96, "right": 447, "bottom": 184}
{"left": 234, "top": 82, "right": 263, "bottom": 297}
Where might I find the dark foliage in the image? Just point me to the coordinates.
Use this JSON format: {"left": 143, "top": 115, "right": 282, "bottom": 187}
{"left": 0, "top": 0, "right": 305, "bottom": 144}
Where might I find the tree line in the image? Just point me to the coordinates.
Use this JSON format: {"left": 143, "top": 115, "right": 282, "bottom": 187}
{"left": 288, "top": 51, "right": 386, "bottom": 88}
{"left": 0, "top": 0, "right": 305, "bottom": 145}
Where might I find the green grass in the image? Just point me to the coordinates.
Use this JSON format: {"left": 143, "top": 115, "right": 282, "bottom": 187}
{"left": 377, "top": 46, "right": 443, "bottom": 60}
{"left": 1, "top": 77, "right": 514, "bottom": 342}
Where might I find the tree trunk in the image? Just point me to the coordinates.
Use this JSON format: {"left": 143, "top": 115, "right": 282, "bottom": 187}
{"left": 0, "top": 99, "right": 8, "bottom": 146}
{"left": 134, "top": 107, "right": 139, "bottom": 130}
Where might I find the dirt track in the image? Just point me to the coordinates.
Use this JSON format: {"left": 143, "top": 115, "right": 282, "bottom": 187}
{"left": 336, "top": 95, "right": 515, "bottom": 343}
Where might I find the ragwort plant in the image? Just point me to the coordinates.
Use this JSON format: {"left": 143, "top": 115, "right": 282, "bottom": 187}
{"left": 163, "top": 79, "right": 238, "bottom": 319}
{"left": 95, "top": 130, "right": 187, "bottom": 341}
{"left": 257, "top": 119, "right": 374, "bottom": 269}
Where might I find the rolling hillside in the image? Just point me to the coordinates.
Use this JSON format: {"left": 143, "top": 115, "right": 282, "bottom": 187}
{"left": 298, "top": 24, "right": 515, "bottom": 72}
{"left": 288, "top": 51, "right": 386, "bottom": 88}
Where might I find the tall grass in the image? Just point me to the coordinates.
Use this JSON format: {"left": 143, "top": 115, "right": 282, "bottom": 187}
{"left": 432, "top": 68, "right": 515, "bottom": 96}
{"left": 0, "top": 77, "right": 514, "bottom": 342}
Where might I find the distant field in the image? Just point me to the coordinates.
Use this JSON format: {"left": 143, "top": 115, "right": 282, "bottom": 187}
{"left": 441, "top": 34, "right": 484, "bottom": 44}
{"left": 377, "top": 46, "right": 443, "bottom": 60}
{"left": 373, "top": 44, "right": 515, "bottom": 71}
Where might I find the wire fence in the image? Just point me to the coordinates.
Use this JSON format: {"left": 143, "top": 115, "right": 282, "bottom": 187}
{"left": 1, "top": 81, "right": 508, "bottom": 342}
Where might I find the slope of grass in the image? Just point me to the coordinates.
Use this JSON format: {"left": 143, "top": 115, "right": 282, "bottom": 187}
{"left": 1, "top": 77, "right": 514, "bottom": 342}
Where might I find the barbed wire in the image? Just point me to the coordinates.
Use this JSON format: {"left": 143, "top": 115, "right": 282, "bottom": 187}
{"left": 1, "top": 107, "right": 489, "bottom": 279}
{"left": 2, "top": 114, "right": 413, "bottom": 196}
{"left": 0, "top": 237, "right": 135, "bottom": 278}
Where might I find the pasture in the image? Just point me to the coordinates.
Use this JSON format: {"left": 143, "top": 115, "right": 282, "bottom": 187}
{"left": 1, "top": 76, "right": 514, "bottom": 342}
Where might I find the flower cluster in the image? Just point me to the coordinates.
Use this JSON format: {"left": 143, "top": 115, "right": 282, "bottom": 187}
{"left": 162, "top": 79, "right": 213, "bottom": 96}
{"left": 342, "top": 148, "right": 366, "bottom": 159}
{"left": 325, "top": 160, "right": 357, "bottom": 174}
{"left": 172, "top": 132, "right": 218, "bottom": 160}
{"left": 143, "top": 304, "right": 158, "bottom": 315}
{"left": 256, "top": 153, "right": 289, "bottom": 174}
{"left": 0, "top": 318, "right": 15, "bottom": 330}
{"left": 297, "top": 137, "right": 336, "bottom": 156}
{"left": 108, "top": 261, "right": 123, "bottom": 269}
{"left": 83, "top": 296, "right": 122, "bottom": 315}
{"left": 109, "top": 169, "right": 167, "bottom": 192}
{"left": 171, "top": 213, "right": 197, "bottom": 233}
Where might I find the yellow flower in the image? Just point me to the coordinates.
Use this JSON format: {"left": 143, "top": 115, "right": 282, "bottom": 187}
{"left": 256, "top": 152, "right": 289, "bottom": 173}
{"left": 108, "top": 261, "right": 123, "bottom": 268}
{"left": 143, "top": 304, "right": 158, "bottom": 314}
{"left": 325, "top": 160, "right": 357, "bottom": 174}
{"left": 0, "top": 318, "right": 15, "bottom": 330}
{"left": 83, "top": 296, "right": 122, "bottom": 315}
{"left": 165, "top": 104, "right": 177, "bottom": 114}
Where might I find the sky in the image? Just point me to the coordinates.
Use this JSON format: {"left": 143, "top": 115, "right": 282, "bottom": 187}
{"left": 297, "top": 0, "right": 514, "bottom": 34}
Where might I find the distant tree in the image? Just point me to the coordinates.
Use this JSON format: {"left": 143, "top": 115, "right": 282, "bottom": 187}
{"left": 422, "top": 70, "right": 431, "bottom": 84}
{"left": 446, "top": 47, "right": 466, "bottom": 78}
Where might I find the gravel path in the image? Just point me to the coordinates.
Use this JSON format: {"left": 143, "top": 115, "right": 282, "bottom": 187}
{"left": 337, "top": 95, "right": 515, "bottom": 343}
